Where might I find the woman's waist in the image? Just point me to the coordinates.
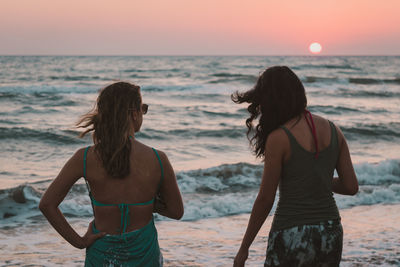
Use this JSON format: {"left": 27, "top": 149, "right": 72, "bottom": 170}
{"left": 270, "top": 217, "right": 342, "bottom": 232}
{"left": 272, "top": 204, "right": 340, "bottom": 231}
{"left": 93, "top": 210, "right": 154, "bottom": 235}
{"left": 92, "top": 216, "right": 156, "bottom": 238}
{"left": 88, "top": 217, "right": 160, "bottom": 257}
{"left": 276, "top": 194, "right": 337, "bottom": 210}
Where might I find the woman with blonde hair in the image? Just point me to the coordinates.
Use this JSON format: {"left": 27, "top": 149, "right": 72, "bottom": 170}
{"left": 40, "top": 81, "right": 183, "bottom": 266}
{"left": 233, "top": 66, "right": 358, "bottom": 266}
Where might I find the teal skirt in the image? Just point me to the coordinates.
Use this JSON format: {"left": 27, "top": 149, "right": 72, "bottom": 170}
{"left": 85, "top": 218, "right": 162, "bottom": 267}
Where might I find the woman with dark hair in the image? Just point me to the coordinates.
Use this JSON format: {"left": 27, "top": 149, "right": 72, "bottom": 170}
{"left": 39, "top": 82, "right": 183, "bottom": 266}
{"left": 232, "top": 66, "right": 358, "bottom": 267}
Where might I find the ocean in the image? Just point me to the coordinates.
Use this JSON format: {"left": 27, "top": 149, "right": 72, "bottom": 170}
{"left": 0, "top": 56, "right": 399, "bottom": 266}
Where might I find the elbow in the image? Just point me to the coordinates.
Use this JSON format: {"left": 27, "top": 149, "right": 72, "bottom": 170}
{"left": 38, "top": 199, "right": 47, "bottom": 213}
{"left": 346, "top": 178, "right": 359, "bottom": 196}
{"left": 168, "top": 211, "right": 183, "bottom": 220}
{"left": 160, "top": 202, "right": 184, "bottom": 220}
{"left": 335, "top": 175, "right": 359, "bottom": 196}
{"left": 341, "top": 182, "right": 358, "bottom": 196}
{"left": 169, "top": 203, "right": 184, "bottom": 220}
{"left": 39, "top": 198, "right": 53, "bottom": 214}
{"left": 348, "top": 184, "right": 359, "bottom": 196}
{"left": 172, "top": 205, "right": 184, "bottom": 220}
{"left": 173, "top": 212, "right": 183, "bottom": 220}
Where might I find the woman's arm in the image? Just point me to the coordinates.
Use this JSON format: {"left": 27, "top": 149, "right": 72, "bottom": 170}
{"left": 332, "top": 126, "right": 358, "bottom": 195}
{"left": 153, "top": 150, "right": 184, "bottom": 220}
{"left": 39, "top": 149, "right": 105, "bottom": 249}
{"left": 234, "top": 130, "right": 286, "bottom": 267}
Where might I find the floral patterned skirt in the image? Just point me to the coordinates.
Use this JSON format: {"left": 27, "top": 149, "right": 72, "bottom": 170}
{"left": 265, "top": 220, "right": 343, "bottom": 267}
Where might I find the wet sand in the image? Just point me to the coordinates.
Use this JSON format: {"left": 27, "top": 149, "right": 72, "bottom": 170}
{"left": 1, "top": 204, "right": 399, "bottom": 266}
{"left": 159, "top": 204, "right": 400, "bottom": 266}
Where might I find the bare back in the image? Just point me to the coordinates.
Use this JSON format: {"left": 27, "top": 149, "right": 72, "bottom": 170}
{"left": 84, "top": 140, "right": 162, "bottom": 234}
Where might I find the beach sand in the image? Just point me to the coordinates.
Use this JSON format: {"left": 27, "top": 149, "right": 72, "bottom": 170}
{"left": 1, "top": 204, "right": 399, "bottom": 266}
{"left": 158, "top": 204, "right": 400, "bottom": 266}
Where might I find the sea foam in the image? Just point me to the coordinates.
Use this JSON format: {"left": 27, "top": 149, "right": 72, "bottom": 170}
{"left": 1, "top": 160, "right": 399, "bottom": 224}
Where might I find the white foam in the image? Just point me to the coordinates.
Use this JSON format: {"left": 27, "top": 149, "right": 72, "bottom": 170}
{"left": 1, "top": 159, "right": 399, "bottom": 223}
{"left": 355, "top": 159, "right": 400, "bottom": 185}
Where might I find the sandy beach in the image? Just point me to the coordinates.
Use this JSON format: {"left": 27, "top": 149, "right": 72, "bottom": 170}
{"left": 2, "top": 204, "right": 399, "bottom": 266}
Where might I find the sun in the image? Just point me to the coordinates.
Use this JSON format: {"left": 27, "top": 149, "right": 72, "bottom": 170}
{"left": 309, "top": 42, "right": 322, "bottom": 54}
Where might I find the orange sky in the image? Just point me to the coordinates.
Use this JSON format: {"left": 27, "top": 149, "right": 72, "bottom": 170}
{"left": 1, "top": 0, "right": 399, "bottom": 55}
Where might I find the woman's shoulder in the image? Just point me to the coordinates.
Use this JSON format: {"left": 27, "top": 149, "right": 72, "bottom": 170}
{"left": 56, "top": 146, "right": 92, "bottom": 174}
{"left": 134, "top": 141, "right": 168, "bottom": 161}
{"left": 269, "top": 127, "right": 289, "bottom": 139}
{"left": 311, "top": 114, "right": 335, "bottom": 131}
{"left": 312, "top": 114, "right": 341, "bottom": 131}
{"left": 312, "top": 113, "right": 330, "bottom": 123}
{"left": 70, "top": 146, "right": 95, "bottom": 167}
{"left": 312, "top": 114, "right": 345, "bottom": 146}
{"left": 149, "top": 147, "right": 168, "bottom": 164}
{"left": 74, "top": 146, "right": 94, "bottom": 159}
{"left": 71, "top": 146, "right": 90, "bottom": 160}
{"left": 266, "top": 128, "right": 291, "bottom": 150}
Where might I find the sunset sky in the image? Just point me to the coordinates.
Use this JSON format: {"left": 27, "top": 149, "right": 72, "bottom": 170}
{"left": 1, "top": 0, "right": 399, "bottom": 55}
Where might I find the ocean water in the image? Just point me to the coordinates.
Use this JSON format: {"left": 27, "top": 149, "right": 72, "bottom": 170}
{"left": 0, "top": 56, "right": 399, "bottom": 266}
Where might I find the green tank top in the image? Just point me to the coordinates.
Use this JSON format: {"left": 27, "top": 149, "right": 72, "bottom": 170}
{"left": 271, "top": 121, "right": 341, "bottom": 231}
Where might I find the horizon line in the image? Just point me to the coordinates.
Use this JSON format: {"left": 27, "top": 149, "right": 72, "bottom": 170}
{"left": 1, "top": 54, "right": 399, "bottom": 57}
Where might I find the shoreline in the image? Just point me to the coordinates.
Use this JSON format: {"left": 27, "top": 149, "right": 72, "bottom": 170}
{"left": 1, "top": 204, "right": 399, "bottom": 266}
{"left": 157, "top": 204, "right": 400, "bottom": 266}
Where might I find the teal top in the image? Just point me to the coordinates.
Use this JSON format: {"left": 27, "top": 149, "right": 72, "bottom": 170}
{"left": 83, "top": 146, "right": 164, "bottom": 266}
{"left": 271, "top": 121, "right": 341, "bottom": 231}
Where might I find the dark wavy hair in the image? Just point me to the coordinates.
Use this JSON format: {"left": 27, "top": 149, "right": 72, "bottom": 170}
{"left": 232, "top": 66, "right": 307, "bottom": 158}
{"left": 77, "top": 82, "right": 142, "bottom": 178}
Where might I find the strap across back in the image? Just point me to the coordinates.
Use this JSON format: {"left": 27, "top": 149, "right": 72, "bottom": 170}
{"left": 83, "top": 146, "right": 164, "bottom": 233}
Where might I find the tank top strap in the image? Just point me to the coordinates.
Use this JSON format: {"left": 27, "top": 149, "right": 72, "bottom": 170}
{"left": 304, "top": 110, "right": 319, "bottom": 159}
{"left": 151, "top": 148, "right": 164, "bottom": 191}
{"left": 83, "top": 146, "right": 91, "bottom": 191}
{"left": 279, "top": 125, "right": 298, "bottom": 147}
{"left": 280, "top": 125, "right": 291, "bottom": 136}
{"left": 328, "top": 120, "right": 339, "bottom": 151}
{"left": 83, "top": 146, "right": 96, "bottom": 216}
{"left": 280, "top": 123, "right": 319, "bottom": 158}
